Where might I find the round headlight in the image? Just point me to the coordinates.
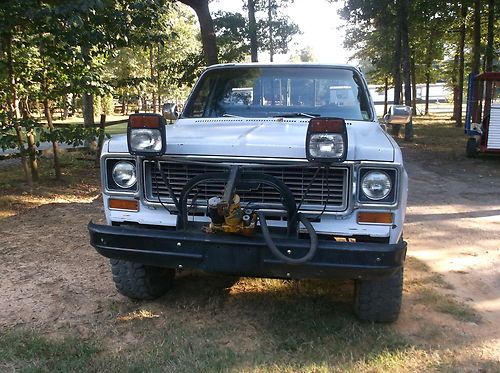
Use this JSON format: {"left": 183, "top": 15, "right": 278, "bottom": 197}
{"left": 112, "top": 161, "right": 137, "bottom": 188}
{"left": 361, "top": 171, "right": 391, "bottom": 200}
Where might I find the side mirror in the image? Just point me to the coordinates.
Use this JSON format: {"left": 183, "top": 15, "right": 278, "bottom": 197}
{"left": 384, "top": 105, "right": 412, "bottom": 125}
{"left": 162, "top": 103, "right": 179, "bottom": 121}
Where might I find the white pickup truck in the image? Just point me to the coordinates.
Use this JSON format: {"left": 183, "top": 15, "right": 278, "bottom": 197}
{"left": 89, "top": 63, "right": 409, "bottom": 322}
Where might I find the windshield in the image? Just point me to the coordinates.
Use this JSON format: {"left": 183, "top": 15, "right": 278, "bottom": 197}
{"left": 183, "top": 66, "right": 373, "bottom": 121}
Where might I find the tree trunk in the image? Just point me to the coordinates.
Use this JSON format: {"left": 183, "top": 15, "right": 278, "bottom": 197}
{"left": 82, "top": 93, "right": 95, "bottom": 127}
{"left": 471, "top": 0, "right": 481, "bottom": 74}
{"left": 70, "top": 94, "right": 76, "bottom": 117}
{"left": 483, "top": 0, "right": 495, "bottom": 116}
{"left": 471, "top": 0, "right": 481, "bottom": 123}
{"left": 62, "top": 94, "right": 69, "bottom": 120}
{"left": 484, "top": 0, "right": 495, "bottom": 71}
{"left": 121, "top": 91, "right": 126, "bottom": 114}
{"left": 26, "top": 132, "right": 39, "bottom": 182}
{"left": 157, "top": 59, "right": 162, "bottom": 111}
{"left": 455, "top": 3, "right": 467, "bottom": 127}
{"left": 20, "top": 105, "right": 39, "bottom": 183}
{"left": 383, "top": 76, "right": 388, "bottom": 116}
{"left": 179, "top": 0, "right": 218, "bottom": 65}
{"left": 425, "top": 69, "right": 431, "bottom": 115}
{"left": 149, "top": 46, "right": 157, "bottom": 113}
{"left": 391, "top": 14, "right": 402, "bottom": 137}
{"left": 411, "top": 54, "right": 417, "bottom": 115}
{"left": 424, "top": 29, "right": 436, "bottom": 116}
{"left": 81, "top": 45, "right": 95, "bottom": 127}
{"left": 43, "top": 97, "right": 61, "bottom": 179}
{"left": 451, "top": 51, "right": 459, "bottom": 120}
{"left": 96, "top": 114, "right": 106, "bottom": 166}
{"left": 39, "top": 31, "right": 62, "bottom": 180}
{"left": 4, "top": 32, "right": 32, "bottom": 185}
{"left": 268, "top": 0, "right": 274, "bottom": 62}
{"left": 248, "top": 0, "right": 258, "bottom": 62}
{"left": 400, "top": 0, "right": 413, "bottom": 142}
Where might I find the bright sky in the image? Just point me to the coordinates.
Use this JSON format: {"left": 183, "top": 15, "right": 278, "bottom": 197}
{"left": 209, "top": 0, "right": 354, "bottom": 64}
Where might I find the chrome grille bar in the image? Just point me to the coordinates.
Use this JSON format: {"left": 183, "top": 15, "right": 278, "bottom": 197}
{"left": 143, "top": 161, "right": 349, "bottom": 212}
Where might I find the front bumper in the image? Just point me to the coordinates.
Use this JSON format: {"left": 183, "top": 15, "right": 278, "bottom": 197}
{"left": 89, "top": 222, "right": 406, "bottom": 280}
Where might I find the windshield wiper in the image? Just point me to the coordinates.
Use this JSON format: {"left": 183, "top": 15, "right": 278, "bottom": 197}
{"left": 273, "top": 112, "right": 321, "bottom": 118}
{"left": 222, "top": 113, "right": 244, "bottom": 118}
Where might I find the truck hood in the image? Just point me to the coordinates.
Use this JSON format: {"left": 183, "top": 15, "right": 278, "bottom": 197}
{"left": 108, "top": 118, "right": 395, "bottom": 162}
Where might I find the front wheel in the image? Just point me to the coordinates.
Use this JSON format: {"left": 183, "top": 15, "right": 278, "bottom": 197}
{"left": 110, "top": 259, "right": 175, "bottom": 300}
{"left": 354, "top": 267, "right": 403, "bottom": 323}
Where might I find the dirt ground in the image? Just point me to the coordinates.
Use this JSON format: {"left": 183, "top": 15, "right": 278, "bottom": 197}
{"left": 0, "top": 131, "right": 499, "bottom": 371}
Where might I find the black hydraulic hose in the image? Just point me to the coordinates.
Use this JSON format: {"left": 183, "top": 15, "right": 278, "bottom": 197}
{"left": 156, "top": 160, "right": 180, "bottom": 211}
{"left": 178, "top": 172, "right": 229, "bottom": 230}
{"left": 177, "top": 170, "right": 319, "bottom": 264}
{"left": 256, "top": 211, "right": 318, "bottom": 265}
{"left": 178, "top": 172, "right": 298, "bottom": 234}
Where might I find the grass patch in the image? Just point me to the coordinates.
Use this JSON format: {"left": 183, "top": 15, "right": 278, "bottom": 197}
{"left": 0, "top": 274, "right": 488, "bottom": 372}
{"left": 415, "top": 288, "right": 481, "bottom": 323}
{"left": 400, "top": 113, "right": 500, "bottom": 177}
{"left": 0, "top": 330, "right": 100, "bottom": 372}
{"left": 105, "top": 123, "right": 127, "bottom": 136}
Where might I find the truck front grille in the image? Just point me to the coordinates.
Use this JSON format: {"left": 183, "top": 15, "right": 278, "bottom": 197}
{"left": 143, "top": 161, "right": 349, "bottom": 212}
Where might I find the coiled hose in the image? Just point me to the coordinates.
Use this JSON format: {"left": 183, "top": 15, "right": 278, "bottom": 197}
{"left": 178, "top": 171, "right": 318, "bottom": 264}
{"left": 256, "top": 211, "right": 318, "bottom": 265}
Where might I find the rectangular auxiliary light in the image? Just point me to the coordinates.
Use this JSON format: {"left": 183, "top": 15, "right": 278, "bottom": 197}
{"left": 127, "top": 113, "right": 166, "bottom": 156}
{"left": 306, "top": 118, "right": 348, "bottom": 163}
{"left": 357, "top": 212, "right": 393, "bottom": 224}
{"left": 108, "top": 198, "right": 139, "bottom": 211}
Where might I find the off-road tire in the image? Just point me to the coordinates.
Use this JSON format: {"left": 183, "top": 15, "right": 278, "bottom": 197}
{"left": 110, "top": 259, "right": 175, "bottom": 300}
{"left": 354, "top": 267, "right": 403, "bottom": 323}
{"left": 466, "top": 138, "right": 478, "bottom": 158}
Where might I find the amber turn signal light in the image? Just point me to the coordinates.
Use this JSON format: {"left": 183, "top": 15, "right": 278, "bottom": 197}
{"left": 129, "top": 114, "right": 162, "bottom": 128}
{"left": 108, "top": 198, "right": 139, "bottom": 211}
{"left": 357, "top": 212, "right": 393, "bottom": 224}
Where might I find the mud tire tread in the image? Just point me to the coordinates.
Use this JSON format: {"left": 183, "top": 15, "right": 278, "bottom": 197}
{"left": 354, "top": 267, "right": 403, "bottom": 323}
{"left": 110, "top": 259, "right": 174, "bottom": 300}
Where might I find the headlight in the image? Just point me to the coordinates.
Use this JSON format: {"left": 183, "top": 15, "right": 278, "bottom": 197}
{"left": 112, "top": 161, "right": 137, "bottom": 188}
{"left": 306, "top": 118, "right": 347, "bottom": 163}
{"left": 361, "top": 171, "right": 392, "bottom": 200}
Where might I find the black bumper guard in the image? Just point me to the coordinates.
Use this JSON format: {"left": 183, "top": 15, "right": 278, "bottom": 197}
{"left": 89, "top": 222, "right": 406, "bottom": 280}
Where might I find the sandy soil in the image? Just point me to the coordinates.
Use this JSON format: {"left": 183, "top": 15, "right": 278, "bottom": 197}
{"left": 0, "top": 148, "right": 499, "bottom": 367}
{"left": 400, "top": 145, "right": 500, "bottom": 364}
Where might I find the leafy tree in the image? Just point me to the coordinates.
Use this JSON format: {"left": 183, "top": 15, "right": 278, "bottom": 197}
{"left": 258, "top": 0, "right": 299, "bottom": 61}
{"left": 246, "top": 0, "right": 258, "bottom": 62}
{"left": 214, "top": 11, "right": 250, "bottom": 63}
{"left": 0, "top": 0, "right": 40, "bottom": 184}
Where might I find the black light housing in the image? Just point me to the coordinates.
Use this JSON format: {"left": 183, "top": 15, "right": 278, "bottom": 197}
{"left": 305, "top": 118, "right": 348, "bottom": 163}
{"left": 127, "top": 113, "right": 166, "bottom": 156}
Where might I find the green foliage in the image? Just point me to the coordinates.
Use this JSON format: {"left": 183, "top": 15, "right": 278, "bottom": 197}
{"left": 257, "top": 16, "right": 300, "bottom": 57}
{"left": 101, "top": 94, "right": 115, "bottom": 115}
{"left": 254, "top": 0, "right": 300, "bottom": 58}
{"left": 0, "top": 118, "right": 40, "bottom": 151}
{"left": 214, "top": 11, "right": 250, "bottom": 62}
{"left": 40, "top": 126, "right": 109, "bottom": 147}
{"left": 104, "top": 3, "right": 202, "bottom": 105}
